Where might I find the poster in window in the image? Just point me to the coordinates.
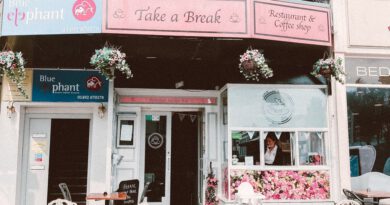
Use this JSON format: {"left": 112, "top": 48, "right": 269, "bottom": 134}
{"left": 117, "top": 119, "right": 135, "bottom": 147}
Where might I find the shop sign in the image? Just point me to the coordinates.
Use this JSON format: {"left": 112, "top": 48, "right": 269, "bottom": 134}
{"left": 253, "top": 0, "right": 331, "bottom": 46}
{"left": 2, "top": 0, "right": 102, "bottom": 36}
{"left": 32, "top": 69, "right": 108, "bottom": 102}
{"left": 347, "top": 0, "right": 390, "bottom": 48}
{"left": 345, "top": 57, "right": 390, "bottom": 85}
{"left": 103, "top": 0, "right": 249, "bottom": 38}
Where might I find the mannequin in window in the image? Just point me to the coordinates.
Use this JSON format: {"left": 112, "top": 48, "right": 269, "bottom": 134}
{"left": 264, "top": 132, "right": 284, "bottom": 165}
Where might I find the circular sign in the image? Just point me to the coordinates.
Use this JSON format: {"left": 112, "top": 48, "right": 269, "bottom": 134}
{"left": 147, "top": 133, "right": 164, "bottom": 149}
{"left": 72, "top": 0, "right": 96, "bottom": 21}
{"left": 262, "top": 90, "right": 294, "bottom": 125}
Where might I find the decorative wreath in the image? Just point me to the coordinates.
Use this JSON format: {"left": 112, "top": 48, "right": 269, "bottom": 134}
{"left": 0, "top": 50, "right": 27, "bottom": 97}
{"left": 311, "top": 57, "right": 345, "bottom": 84}
{"left": 90, "top": 45, "right": 133, "bottom": 80}
{"left": 239, "top": 48, "right": 273, "bottom": 81}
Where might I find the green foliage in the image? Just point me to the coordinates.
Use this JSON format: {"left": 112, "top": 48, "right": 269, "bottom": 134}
{"left": 0, "top": 51, "right": 27, "bottom": 97}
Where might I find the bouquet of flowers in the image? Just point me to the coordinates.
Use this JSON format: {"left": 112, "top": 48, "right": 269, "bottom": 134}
{"left": 239, "top": 49, "right": 273, "bottom": 81}
{"left": 90, "top": 45, "right": 133, "bottom": 80}
{"left": 0, "top": 50, "right": 27, "bottom": 97}
{"left": 205, "top": 162, "right": 219, "bottom": 205}
{"left": 311, "top": 57, "right": 345, "bottom": 84}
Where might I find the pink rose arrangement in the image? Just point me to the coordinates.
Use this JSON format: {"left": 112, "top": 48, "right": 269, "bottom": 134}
{"left": 230, "top": 170, "right": 330, "bottom": 200}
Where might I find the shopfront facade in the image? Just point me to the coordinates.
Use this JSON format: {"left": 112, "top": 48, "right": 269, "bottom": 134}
{"left": 0, "top": 0, "right": 349, "bottom": 205}
{"left": 332, "top": 0, "right": 390, "bottom": 191}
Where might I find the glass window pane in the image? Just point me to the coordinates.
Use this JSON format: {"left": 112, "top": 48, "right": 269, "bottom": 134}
{"left": 347, "top": 87, "right": 390, "bottom": 176}
{"left": 144, "top": 115, "right": 166, "bottom": 202}
{"left": 298, "top": 132, "right": 325, "bottom": 165}
{"left": 264, "top": 132, "right": 294, "bottom": 166}
{"left": 232, "top": 131, "right": 260, "bottom": 166}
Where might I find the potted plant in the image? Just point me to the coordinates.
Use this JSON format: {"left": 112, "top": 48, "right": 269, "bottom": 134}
{"left": 311, "top": 57, "right": 345, "bottom": 84}
{"left": 0, "top": 50, "right": 27, "bottom": 97}
{"left": 90, "top": 45, "right": 133, "bottom": 80}
{"left": 239, "top": 48, "right": 273, "bottom": 82}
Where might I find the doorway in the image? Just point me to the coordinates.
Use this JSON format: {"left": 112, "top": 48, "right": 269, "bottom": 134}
{"left": 47, "top": 119, "right": 90, "bottom": 205}
{"left": 171, "top": 112, "right": 199, "bottom": 205}
{"left": 141, "top": 111, "right": 200, "bottom": 205}
{"left": 22, "top": 117, "right": 90, "bottom": 205}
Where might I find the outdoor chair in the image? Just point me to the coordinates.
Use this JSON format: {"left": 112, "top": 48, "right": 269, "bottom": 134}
{"left": 58, "top": 183, "right": 72, "bottom": 202}
{"left": 48, "top": 198, "right": 77, "bottom": 205}
{"left": 139, "top": 182, "right": 151, "bottom": 205}
{"left": 336, "top": 199, "right": 361, "bottom": 205}
{"left": 342, "top": 189, "right": 378, "bottom": 205}
{"left": 359, "top": 145, "right": 376, "bottom": 175}
{"left": 235, "top": 182, "right": 265, "bottom": 205}
{"left": 383, "top": 157, "right": 390, "bottom": 176}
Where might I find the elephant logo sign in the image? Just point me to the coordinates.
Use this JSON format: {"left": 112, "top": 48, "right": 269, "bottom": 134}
{"left": 72, "top": 0, "right": 96, "bottom": 21}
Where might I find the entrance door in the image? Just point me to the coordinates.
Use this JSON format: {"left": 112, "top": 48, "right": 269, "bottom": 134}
{"left": 21, "top": 116, "right": 90, "bottom": 205}
{"left": 171, "top": 112, "right": 199, "bottom": 205}
{"left": 141, "top": 112, "right": 171, "bottom": 205}
{"left": 141, "top": 111, "right": 201, "bottom": 205}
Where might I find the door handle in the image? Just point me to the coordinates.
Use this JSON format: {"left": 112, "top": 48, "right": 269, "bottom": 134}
{"left": 168, "top": 157, "right": 171, "bottom": 172}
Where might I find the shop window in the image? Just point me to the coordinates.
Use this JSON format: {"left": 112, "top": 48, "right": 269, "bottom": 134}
{"left": 264, "top": 132, "right": 294, "bottom": 166}
{"left": 347, "top": 87, "right": 390, "bottom": 175}
{"left": 232, "top": 131, "right": 260, "bottom": 166}
{"left": 232, "top": 130, "right": 328, "bottom": 166}
{"left": 298, "top": 132, "right": 325, "bottom": 165}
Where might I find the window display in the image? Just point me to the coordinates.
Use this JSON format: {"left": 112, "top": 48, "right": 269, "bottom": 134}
{"left": 298, "top": 132, "right": 325, "bottom": 165}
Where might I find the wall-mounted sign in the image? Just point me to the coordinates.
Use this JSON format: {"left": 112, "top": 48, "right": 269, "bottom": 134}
{"left": 103, "top": 0, "right": 249, "bottom": 38}
{"left": 2, "top": 0, "right": 102, "bottom": 35}
{"left": 347, "top": 0, "right": 390, "bottom": 48}
{"left": 1, "top": 68, "right": 33, "bottom": 102}
{"left": 345, "top": 57, "right": 390, "bottom": 85}
{"left": 32, "top": 69, "right": 108, "bottom": 102}
{"left": 253, "top": 0, "right": 331, "bottom": 46}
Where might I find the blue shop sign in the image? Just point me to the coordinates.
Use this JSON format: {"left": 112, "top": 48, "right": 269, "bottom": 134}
{"left": 32, "top": 69, "right": 108, "bottom": 102}
{"left": 2, "top": 0, "right": 102, "bottom": 35}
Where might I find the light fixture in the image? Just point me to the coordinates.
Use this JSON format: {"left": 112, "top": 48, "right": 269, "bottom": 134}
{"left": 6, "top": 101, "right": 15, "bottom": 118}
{"left": 98, "top": 103, "right": 106, "bottom": 118}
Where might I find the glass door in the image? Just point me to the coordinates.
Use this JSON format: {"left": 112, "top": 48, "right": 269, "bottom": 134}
{"left": 141, "top": 112, "right": 171, "bottom": 205}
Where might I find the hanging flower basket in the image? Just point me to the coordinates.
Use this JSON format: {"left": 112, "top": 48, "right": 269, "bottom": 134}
{"left": 90, "top": 45, "right": 133, "bottom": 80}
{"left": 311, "top": 57, "right": 345, "bottom": 84}
{"left": 0, "top": 50, "right": 27, "bottom": 97}
{"left": 239, "top": 49, "right": 273, "bottom": 81}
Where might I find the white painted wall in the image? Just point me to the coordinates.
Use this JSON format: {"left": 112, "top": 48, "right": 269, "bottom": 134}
{"left": 0, "top": 101, "right": 113, "bottom": 205}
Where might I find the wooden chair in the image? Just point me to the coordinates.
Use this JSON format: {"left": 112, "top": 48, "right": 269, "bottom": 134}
{"left": 48, "top": 198, "right": 77, "bottom": 205}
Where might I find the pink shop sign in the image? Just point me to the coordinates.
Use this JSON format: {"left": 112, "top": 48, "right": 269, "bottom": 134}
{"left": 253, "top": 0, "right": 331, "bottom": 46}
{"left": 103, "top": 0, "right": 249, "bottom": 38}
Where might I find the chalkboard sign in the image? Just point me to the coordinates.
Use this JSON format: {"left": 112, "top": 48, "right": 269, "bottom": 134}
{"left": 116, "top": 179, "right": 139, "bottom": 205}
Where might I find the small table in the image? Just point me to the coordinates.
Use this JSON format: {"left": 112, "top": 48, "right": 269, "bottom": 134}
{"left": 355, "top": 190, "right": 390, "bottom": 201}
{"left": 86, "top": 192, "right": 127, "bottom": 205}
